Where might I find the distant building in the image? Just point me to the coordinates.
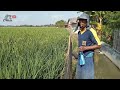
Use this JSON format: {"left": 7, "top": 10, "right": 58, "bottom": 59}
{"left": 65, "top": 23, "right": 68, "bottom": 28}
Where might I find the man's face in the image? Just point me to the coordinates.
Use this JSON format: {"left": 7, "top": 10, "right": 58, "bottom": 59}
{"left": 79, "top": 19, "right": 87, "bottom": 29}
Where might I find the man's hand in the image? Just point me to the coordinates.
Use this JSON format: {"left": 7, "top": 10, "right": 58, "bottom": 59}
{"left": 79, "top": 46, "right": 86, "bottom": 52}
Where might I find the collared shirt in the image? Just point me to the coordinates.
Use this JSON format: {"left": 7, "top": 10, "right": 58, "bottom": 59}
{"left": 78, "top": 28, "right": 101, "bottom": 57}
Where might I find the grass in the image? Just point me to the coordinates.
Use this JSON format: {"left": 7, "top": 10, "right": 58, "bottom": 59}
{"left": 71, "top": 33, "right": 78, "bottom": 78}
{"left": 0, "top": 27, "right": 69, "bottom": 79}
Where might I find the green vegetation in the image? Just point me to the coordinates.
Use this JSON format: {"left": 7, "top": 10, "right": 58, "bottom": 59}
{"left": 0, "top": 27, "right": 69, "bottom": 79}
{"left": 55, "top": 20, "right": 66, "bottom": 27}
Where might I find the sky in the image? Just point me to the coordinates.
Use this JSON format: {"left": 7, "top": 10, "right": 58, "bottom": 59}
{"left": 0, "top": 11, "right": 82, "bottom": 26}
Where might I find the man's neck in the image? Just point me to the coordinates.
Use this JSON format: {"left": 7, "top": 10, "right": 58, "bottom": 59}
{"left": 80, "top": 27, "right": 86, "bottom": 34}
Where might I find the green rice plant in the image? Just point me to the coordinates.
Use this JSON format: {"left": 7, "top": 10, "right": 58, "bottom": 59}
{"left": 0, "top": 27, "right": 69, "bottom": 79}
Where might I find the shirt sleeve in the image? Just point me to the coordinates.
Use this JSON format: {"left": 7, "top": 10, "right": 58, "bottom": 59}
{"left": 89, "top": 28, "right": 101, "bottom": 45}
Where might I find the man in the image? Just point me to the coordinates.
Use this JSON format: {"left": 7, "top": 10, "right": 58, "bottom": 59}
{"left": 75, "top": 12, "right": 101, "bottom": 79}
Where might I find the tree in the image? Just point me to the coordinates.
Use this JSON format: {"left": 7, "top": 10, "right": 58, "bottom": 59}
{"left": 105, "top": 11, "right": 120, "bottom": 29}
{"left": 55, "top": 20, "right": 66, "bottom": 27}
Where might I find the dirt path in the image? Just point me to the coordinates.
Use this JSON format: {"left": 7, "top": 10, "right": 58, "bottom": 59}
{"left": 94, "top": 51, "right": 120, "bottom": 79}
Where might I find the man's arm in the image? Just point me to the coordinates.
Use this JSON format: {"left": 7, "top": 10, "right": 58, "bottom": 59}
{"left": 79, "top": 29, "right": 101, "bottom": 52}
{"left": 79, "top": 45, "right": 101, "bottom": 52}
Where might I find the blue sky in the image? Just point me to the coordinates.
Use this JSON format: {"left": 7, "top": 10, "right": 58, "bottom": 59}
{"left": 0, "top": 11, "right": 82, "bottom": 26}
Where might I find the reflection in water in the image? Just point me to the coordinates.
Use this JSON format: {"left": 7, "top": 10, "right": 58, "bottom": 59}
{"left": 94, "top": 51, "right": 120, "bottom": 79}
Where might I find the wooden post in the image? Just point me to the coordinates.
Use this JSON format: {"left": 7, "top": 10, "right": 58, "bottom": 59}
{"left": 113, "top": 29, "right": 120, "bottom": 53}
{"left": 64, "top": 34, "right": 72, "bottom": 79}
